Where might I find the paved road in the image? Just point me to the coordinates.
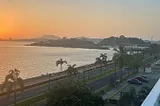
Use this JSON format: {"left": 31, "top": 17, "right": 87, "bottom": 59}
{"left": 0, "top": 59, "right": 155, "bottom": 106}
{"left": 0, "top": 64, "right": 115, "bottom": 106}
{"left": 0, "top": 78, "right": 67, "bottom": 106}
{"left": 88, "top": 68, "right": 134, "bottom": 91}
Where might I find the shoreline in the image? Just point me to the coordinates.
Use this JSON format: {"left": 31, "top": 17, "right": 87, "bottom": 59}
{"left": 0, "top": 62, "right": 112, "bottom": 94}
{"left": 26, "top": 44, "right": 110, "bottom": 50}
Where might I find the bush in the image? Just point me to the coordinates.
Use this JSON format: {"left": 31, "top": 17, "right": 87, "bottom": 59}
{"left": 46, "top": 81, "right": 104, "bottom": 106}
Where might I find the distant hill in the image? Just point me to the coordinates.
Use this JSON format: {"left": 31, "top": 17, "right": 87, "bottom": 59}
{"left": 4, "top": 35, "right": 61, "bottom": 42}
{"left": 76, "top": 36, "right": 102, "bottom": 44}
{"left": 34, "top": 35, "right": 61, "bottom": 40}
{"left": 98, "top": 35, "right": 149, "bottom": 46}
{"left": 29, "top": 38, "right": 108, "bottom": 50}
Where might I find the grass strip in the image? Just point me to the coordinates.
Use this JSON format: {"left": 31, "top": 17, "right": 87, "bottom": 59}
{"left": 86, "top": 68, "right": 118, "bottom": 84}
{"left": 108, "top": 83, "right": 129, "bottom": 99}
{"left": 95, "top": 85, "right": 113, "bottom": 96}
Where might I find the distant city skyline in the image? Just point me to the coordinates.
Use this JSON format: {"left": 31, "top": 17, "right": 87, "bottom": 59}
{"left": 0, "top": 0, "right": 160, "bottom": 40}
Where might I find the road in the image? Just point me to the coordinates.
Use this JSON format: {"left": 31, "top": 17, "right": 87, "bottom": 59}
{"left": 88, "top": 68, "right": 134, "bottom": 91}
{"left": 0, "top": 64, "right": 115, "bottom": 106}
{"left": 0, "top": 62, "right": 152, "bottom": 106}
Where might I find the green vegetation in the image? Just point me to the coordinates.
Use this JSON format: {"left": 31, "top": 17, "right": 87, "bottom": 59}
{"left": 46, "top": 81, "right": 104, "bottom": 106}
{"left": 113, "top": 45, "right": 127, "bottom": 80}
{"left": 1, "top": 69, "right": 24, "bottom": 105}
{"left": 56, "top": 58, "right": 67, "bottom": 71}
{"left": 30, "top": 38, "right": 104, "bottom": 49}
{"left": 66, "top": 64, "right": 77, "bottom": 76}
{"left": 109, "top": 84, "right": 129, "bottom": 100}
{"left": 119, "top": 87, "right": 151, "bottom": 106}
{"left": 10, "top": 43, "right": 160, "bottom": 106}
{"left": 95, "top": 85, "right": 113, "bottom": 96}
{"left": 85, "top": 68, "right": 118, "bottom": 84}
{"left": 98, "top": 35, "right": 148, "bottom": 46}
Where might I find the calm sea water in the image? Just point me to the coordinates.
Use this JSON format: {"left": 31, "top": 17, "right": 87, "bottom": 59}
{"left": 0, "top": 41, "right": 115, "bottom": 83}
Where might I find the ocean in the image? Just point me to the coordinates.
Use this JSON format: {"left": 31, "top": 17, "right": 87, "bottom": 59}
{"left": 0, "top": 41, "right": 115, "bottom": 83}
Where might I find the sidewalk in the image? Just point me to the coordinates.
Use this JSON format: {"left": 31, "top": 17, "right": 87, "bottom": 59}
{"left": 0, "top": 72, "right": 67, "bottom": 94}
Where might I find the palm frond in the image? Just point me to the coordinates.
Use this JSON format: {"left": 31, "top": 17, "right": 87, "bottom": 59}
{"left": 63, "top": 61, "right": 67, "bottom": 64}
{"left": 114, "top": 48, "right": 120, "bottom": 52}
{"left": 67, "top": 65, "right": 72, "bottom": 67}
{"left": 15, "top": 69, "right": 20, "bottom": 73}
{"left": 72, "top": 64, "right": 77, "bottom": 68}
{"left": 112, "top": 53, "right": 120, "bottom": 60}
{"left": 56, "top": 60, "right": 60, "bottom": 66}
{"left": 9, "top": 70, "right": 14, "bottom": 74}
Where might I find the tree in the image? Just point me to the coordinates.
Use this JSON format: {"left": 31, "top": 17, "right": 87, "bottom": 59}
{"left": 95, "top": 57, "right": 103, "bottom": 64}
{"left": 119, "top": 92, "right": 131, "bottom": 106}
{"left": 56, "top": 58, "right": 67, "bottom": 71}
{"left": 46, "top": 81, "right": 104, "bottom": 106}
{"left": 95, "top": 53, "right": 108, "bottom": 65}
{"left": 1, "top": 69, "right": 24, "bottom": 104}
{"left": 149, "top": 44, "right": 160, "bottom": 56}
{"left": 131, "top": 54, "right": 143, "bottom": 71}
{"left": 118, "top": 87, "right": 151, "bottom": 106}
{"left": 119, "top": 87, "right": 136, "bottom": 106}
{"left": 129, "top": 87, "right": 137, "bottom": 104}
{"left": 66, "top": 64, "right": 77, "bottom": 76}
{"left": 100, "top": 53, "right": 107, "bottom": 63}
{"left": 95, "top": 53, "right": 108, "bottom": 74}
{"left": 113, "top": 45, "right": 127, "bottom": 80}
{"left": 137, "top": 87, "right": 150, "bottom": 106}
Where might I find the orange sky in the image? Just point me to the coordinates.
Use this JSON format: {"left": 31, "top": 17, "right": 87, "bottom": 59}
{"left": 0, "top": 0, "right": 160, "bottom": 40}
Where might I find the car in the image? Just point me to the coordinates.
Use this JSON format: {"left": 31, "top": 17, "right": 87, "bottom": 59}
{"left": 136, "top": 77, "right": 148, "bottom": 83}
{"left": 128, "top": 79, "right": 142, "bottom": 85}
{"left": 142, "top": 75, "right": 148, "bottom": 79}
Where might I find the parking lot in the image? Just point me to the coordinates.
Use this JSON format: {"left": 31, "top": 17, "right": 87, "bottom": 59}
{"left": 112, "top": 71, "right": 160, "bottom": 100}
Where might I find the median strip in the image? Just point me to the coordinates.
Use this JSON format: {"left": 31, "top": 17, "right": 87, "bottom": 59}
{"left": 108, "top": 83, "right": 129, "bottom": 99}
{"left": 86, "top": 68, "right": 118, "bottom": 84}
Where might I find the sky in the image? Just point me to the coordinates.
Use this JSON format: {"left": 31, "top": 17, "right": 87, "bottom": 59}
{"left": 0, "top": 0, "right": 160, "bottom": 40}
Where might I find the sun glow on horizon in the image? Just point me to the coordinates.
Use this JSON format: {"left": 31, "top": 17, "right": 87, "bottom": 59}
{"left": 0, "top": 8, "right": 18, "bottom": 39}
{"left": 0, "top": 0, "right": 160, "bottom": 40}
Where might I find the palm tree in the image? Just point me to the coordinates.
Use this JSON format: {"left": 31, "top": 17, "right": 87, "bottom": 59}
{"left": 100, "top": 53, "right": 108, "bottom": 68}
{"left": 1, "top": 69, "right": 24, "bottom": 104}
{"left": 66, "top": 64, "right": 77, "bottom": 76}
{"left": 113, "top": 45, "right": 127, "bottom": 80}
{"left": 100, "top": 53, "right": 107, "bottom": 62}
{"left": 95, "top": 57, "right": 104, "bottom": 74}
{"left": 56, "top": 58, "right": 67, "bottom": 71}
{"left": 95, "top": 57, "right": 102, "bottom": 64}
{"left": 95, "top": 53, "right": 108, "bottom": 73}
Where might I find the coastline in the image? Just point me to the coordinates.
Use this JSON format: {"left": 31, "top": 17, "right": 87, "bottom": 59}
{"left": 0, "top": 62, "right": 111, "bottom": 94}
{"left": 26, "top": 44, "right": 110, "bottom": 50}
